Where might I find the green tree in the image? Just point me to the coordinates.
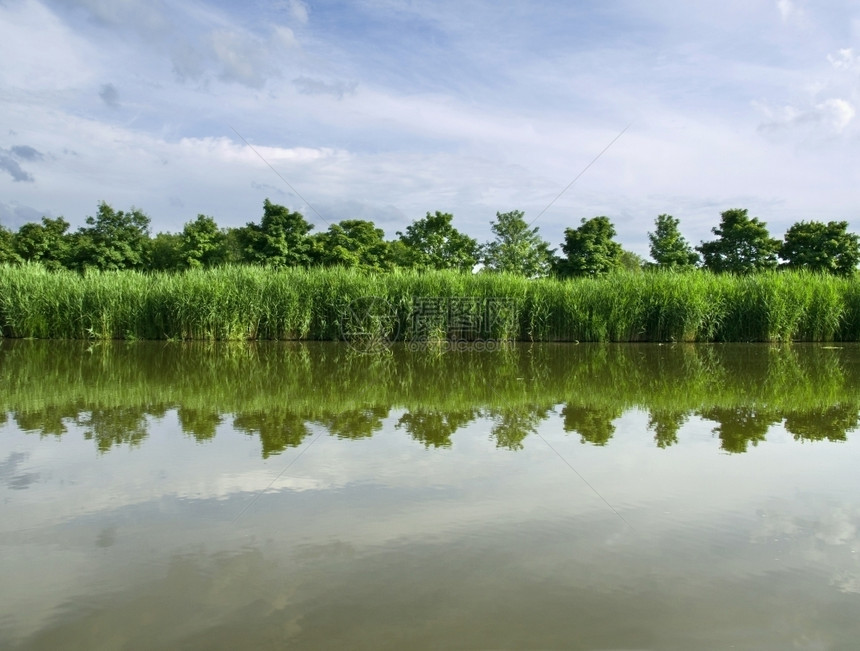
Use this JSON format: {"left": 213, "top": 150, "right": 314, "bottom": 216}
{"left": 0, "top": 224, "right": 23, "bottom": 264}
{"left": 386, "top": 239, "right": 415, "bottom": 268}
{"left": 239, "top": 199, "right": 315, "bottom": 267}
{"left": 71, "top": 202, "right": 151, "bottom": 271}
{"left": 482, "top": 210, "right": 554, "bottom": 277}
{"left": 555, "top": 216, "right": 623, "bottom": 277}
{"left": 397, "top": 211, "right": 480, "bottom": 272}
{"left": 312, "top": 219, "right": 392, "bottom": 271}
{"left": 697, "top": 208, "right": 779, "bottom": 274}
{"left": 13, "top": 217, "right": 72, "bottom": 270}
{"left": 647, "top": 214, "right": 699, "bottom": 269}
{"left": 221, "top": 227, "right": 249, "bottom": 265}
{"left": 180, "top": 214, "right": 227, "bottom": 268}
{"left": 149, "top": 232, "right": 183, "bottom": 271}
{"left": 779, "top": 220, "right": 860, "bottom": 275}
{"left": 620, "top": 249, "right": 646, "bottom": 273}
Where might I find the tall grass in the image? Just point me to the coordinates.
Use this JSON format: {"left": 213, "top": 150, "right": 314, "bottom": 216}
{"left": 0, "top": 263, "right": 857, "bottom": 341}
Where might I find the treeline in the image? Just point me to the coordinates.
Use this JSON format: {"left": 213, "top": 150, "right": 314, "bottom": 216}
{"left": 0, "top": 200, "right": 857, "bottom": 276}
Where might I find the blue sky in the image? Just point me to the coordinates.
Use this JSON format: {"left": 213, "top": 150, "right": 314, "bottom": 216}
{"left": 1, "top": 0, "right": 859, "bottom": 256}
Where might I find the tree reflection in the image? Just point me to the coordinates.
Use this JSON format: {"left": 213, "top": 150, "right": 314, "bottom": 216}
{"left": 77, "top": 407, "right": 149, "bottom": 452}
{"left": 14, "top": 406, "right": 76, "bottom": 438}
{"left": 1, "top": 340, "right": 860, "bottom": 455}
{"left": 177, "top": 407, "right": 222, "bottom": 442}
{"left": 647, "top": 409, "right": 689, "bottom": 448}
{"left": 487, "top": 406, "right": 552, "bottom": 450}
{"left": 561, "top": 404, "right": 623, "bottom": 446}
{"left": 698, "top": 407, "right": 778, "bottom": 454}
{"left": 319, "top": 406, "right": 389, "bottom": 440}
{"left": 784, "top": 405, "right": 859, "bottom": 443}
{"left": 395, "top": 409, "right": 477, "bottom": 448}
{"left": 232, "top": 411, "right": 310, "bottom": 458}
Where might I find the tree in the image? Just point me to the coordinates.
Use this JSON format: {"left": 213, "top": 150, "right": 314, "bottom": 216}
{"left": 13, "top": 217, "right": 72, "bottom": 270}
{"left": 555, "top": 216, "right": 623, "bottom": 277}
{"left": 179, "top": 214, "right": 227, "bottom": 269}
{"left": 386, "top": 239, "right": 415, "bottom": 268}
{"left": 0, "top": 224, "right": 22, "bottom": 264}
{"left": 239, "top": 199, "right": 314, "bottom": 267}
{"left": 482, "top": 210, "right": 554, "bottom": 277}
{"left": 312, "top": 219, "right": 392, "bottom": 271}
{"left": 221, "top": 227, "right": 249, "bottom": 265}
{"left": 779, "top": 220, "right": 860, "bottom": 275}
{"left": 149, "top": 232, "right": 183, "bottom": 271}
{"left": 647, "top": 214, "right": 699, "bottom": 270}
{"left": 620, "top": 249, "right": 646, "bottom": 273}
{"left": 397, "top": 211, "right": 479, "bottom": 272}
{"left": 697, "top": 208, "right": 779, "bottom": 274}
{"left": 71, "top": 202, "right": 151, "bottom": 271}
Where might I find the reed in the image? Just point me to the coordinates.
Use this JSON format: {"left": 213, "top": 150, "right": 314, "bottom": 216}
{"left": 0, "top": 263, "right": 857, "bottom": 342}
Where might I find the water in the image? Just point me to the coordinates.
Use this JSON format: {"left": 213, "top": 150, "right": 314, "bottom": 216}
{"left": 1, "top": 341, "right": 859, "bottom": 650}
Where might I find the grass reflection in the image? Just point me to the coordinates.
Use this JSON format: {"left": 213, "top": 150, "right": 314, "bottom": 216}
{"left": 1, "top": 340, "right": 859, "bottom": 455}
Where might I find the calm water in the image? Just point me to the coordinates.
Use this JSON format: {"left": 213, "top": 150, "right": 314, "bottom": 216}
{"left": 1, "top": 341, "right": 860, "bottom": 650}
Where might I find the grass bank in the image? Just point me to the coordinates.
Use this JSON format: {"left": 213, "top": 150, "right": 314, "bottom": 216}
{"left": 1, "top": 264, "right": 858, "bottom": 341}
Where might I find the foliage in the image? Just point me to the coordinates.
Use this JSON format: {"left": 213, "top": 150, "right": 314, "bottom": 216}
{"left": 149, "top": 232, "right": 183, "bottom": 272}
{"left": 13, "top": 216, "right": 71, "bottom": 270}
{"left": 482, "top": 210, "right": 554, "bottom": 277}
{"left": 239, "top": 199, "right": 315, "bottom": 267}
{"left": 555, "top": 216, "right": 623, "bottom": 277}
{"left": 397, "top": 211, "right": 480, "bottom": 271}
{"left": 619, "top": 249, "right": 646, "bottom": 272}
{"left": 0, "top": 224, "right": 22, "bottom": 264}
{"left": 386, "top": 239, "right": 415, "bottom": 268}
{"left": 648, "top": 214, "right": 699, "bottom": 269}
{"left": 180, "top": 214, "right": 228, "bottom": 269}
{"left": 697, "top": 208, "right": 780, "bottom": 274}
{"left": 779, "top": 220, "right": 860, "bottom": 275}
{"left": 221, "top": 227, "right": 248, "bottom": 265}
{"left": 71, "top": 202, "right": 151, "bottom": 271}
{"left": 312, "top": 219, "right": 392, "bottom": 271}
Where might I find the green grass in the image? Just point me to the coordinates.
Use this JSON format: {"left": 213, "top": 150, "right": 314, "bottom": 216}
{"left": 1, "top": 264, "right": 858, "bottom": 341}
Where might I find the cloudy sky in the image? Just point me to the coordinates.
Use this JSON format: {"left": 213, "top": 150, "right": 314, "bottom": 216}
{"left": 1, "top": 0, "right": 859, "bottom": 255}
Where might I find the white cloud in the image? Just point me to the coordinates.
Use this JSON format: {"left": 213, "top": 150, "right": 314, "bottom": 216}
{"left": 288, "top": 0, "right": 309, "bottom": 25}
{"left": 828, "top": 47, "right": 860, "bottom": 72}
{"left": 2, "top": 0, "right": 860, "bottom": 250}
{"left": 776, "top": 0, "right": 798, "bottom": 21}
{"left": 818, "top": 98, "right": 856, "bottom": 130}
{"left": 209, "top": 29, "right": 269, "bottom": 88}
{"left": 757, "top": 97, "right": 855, "bottom": 134}
{"left": 273, "top": 24, "right": 298, "bottom": 49}
{"left": 58, "top": 0, "right": 169, "bottom": 32}
{"left": 0, "top": 0, "right": 100, "bottom": 90}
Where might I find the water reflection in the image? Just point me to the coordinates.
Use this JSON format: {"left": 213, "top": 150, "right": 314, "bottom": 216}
{"left": 4, "top": 340, "right": 860, "bottom": 649}
{"left": 1, "top": 340, "right": 859, "bottom": 455}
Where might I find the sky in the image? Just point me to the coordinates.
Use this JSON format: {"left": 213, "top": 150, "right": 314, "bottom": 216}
{"left": 1, "top": 0, "right": 859, "bottom": 257}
